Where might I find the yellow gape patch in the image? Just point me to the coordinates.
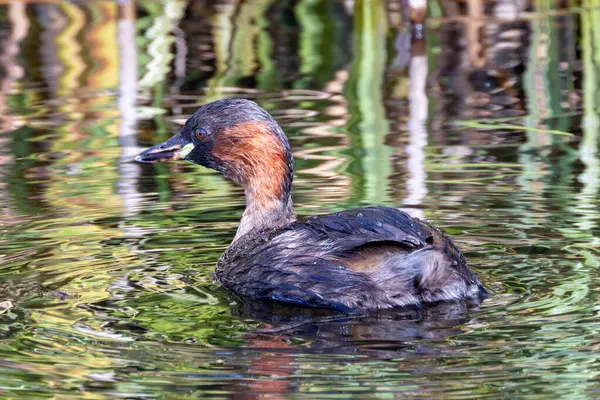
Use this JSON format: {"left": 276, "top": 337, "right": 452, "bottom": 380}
{"left": 179, "top": 143, "right": 195, "bottom": 158}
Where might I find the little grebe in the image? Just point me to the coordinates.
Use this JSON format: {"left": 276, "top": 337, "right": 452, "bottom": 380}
{"left": 136, "top": 99, "right": 486, "bottom": 312}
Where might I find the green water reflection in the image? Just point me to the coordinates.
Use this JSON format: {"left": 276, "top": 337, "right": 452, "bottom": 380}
{"left": 1, "top": 1, "right": 600, "bottom": 398}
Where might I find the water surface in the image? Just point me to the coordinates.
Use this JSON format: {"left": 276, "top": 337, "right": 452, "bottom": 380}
{"left": 1, "top": 1, "right": 600, "bottom": 398}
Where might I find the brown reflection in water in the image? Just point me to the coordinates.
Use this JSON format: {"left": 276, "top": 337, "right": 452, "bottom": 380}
{"left": 0, "top": 3, "right": 28, "bottom": 131}
{"left": 431, "top": 20, "right": 527, "bottom": 124}
{"left": 222, "top": 299, "right": 477, "bottom": 399}
{"left": 230, "top": 334, "right": 295, "bottom": 400}
{"left": 0, "top": 3, "right": 28, "bottom": 225}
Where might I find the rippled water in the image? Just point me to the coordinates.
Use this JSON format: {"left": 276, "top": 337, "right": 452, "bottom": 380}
{"left": 1, "top": 1, "right": 600, "bottom": 398}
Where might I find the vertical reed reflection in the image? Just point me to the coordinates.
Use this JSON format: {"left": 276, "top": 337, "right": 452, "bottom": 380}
{"left": 403, "top": 36, "right": 428, "bottom": 218}
{"left": 346, "top": 0, "right": 392, "bottom": 205}
{"left": 117, "top": 0, "right": 141, "bottom": 219}
{"left": 575, "top": 4, "right": 599, "bottom": 242}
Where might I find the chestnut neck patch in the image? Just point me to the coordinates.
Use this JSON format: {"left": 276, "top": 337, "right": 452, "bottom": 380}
{"left": 213, "top": 121, "right": 295, "bottom": 238}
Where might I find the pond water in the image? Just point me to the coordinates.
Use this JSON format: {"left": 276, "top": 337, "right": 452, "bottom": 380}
{"left": 1, "top": 1, "right": 600, "bottom": 398}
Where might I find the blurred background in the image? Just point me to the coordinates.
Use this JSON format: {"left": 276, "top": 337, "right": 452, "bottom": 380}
{"left": 1, "top": 0, "right": 600, "bottom": 398}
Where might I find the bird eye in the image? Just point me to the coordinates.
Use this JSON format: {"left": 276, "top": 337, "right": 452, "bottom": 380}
{"left": 194, "top": 128, "right": 208, "bottom": 141}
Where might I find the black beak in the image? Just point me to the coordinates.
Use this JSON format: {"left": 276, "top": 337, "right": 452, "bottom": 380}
{"left": 135, "top": 135, "right": 192, "bottom": 163}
